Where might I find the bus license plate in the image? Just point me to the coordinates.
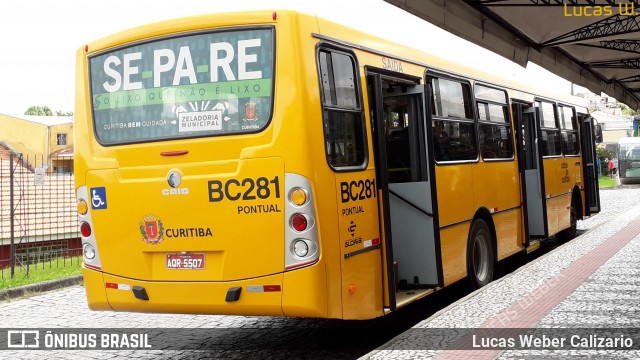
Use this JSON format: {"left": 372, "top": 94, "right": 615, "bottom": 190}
{"left": 166, "top": 253, "right": 205, "bottom": 270}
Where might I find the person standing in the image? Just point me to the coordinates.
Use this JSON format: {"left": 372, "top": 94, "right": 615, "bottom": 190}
{"left": 608, "top": 157, "right": 615, "bottom": 179}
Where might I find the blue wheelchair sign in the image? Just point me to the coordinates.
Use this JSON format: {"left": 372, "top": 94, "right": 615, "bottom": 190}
{"left": 90, "top": 187, "right": 107, "bottom": 210}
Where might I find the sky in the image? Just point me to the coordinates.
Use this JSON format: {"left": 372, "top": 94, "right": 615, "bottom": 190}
{"left": 0, "top": 0, "right": 575, "bottom": 116}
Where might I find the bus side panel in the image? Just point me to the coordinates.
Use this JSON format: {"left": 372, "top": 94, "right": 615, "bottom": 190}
{"left": 341, "top": 250, "right": 383, "bottom": 319}
{"left": 542, "top": 157, "right": 560, "bottom": 235}
{"left": 436, "top": 165, "right": 474, "bottom": 286}
{"left": 544, "top": 157, "right": 577, "bottom": 235}
{"left": 439, "top": 224, "right": 471, "bottom": 286}
{"left": 559, "top": 157, "right": 581, "bottom": 230}
{"left": 493, "top": 210, "right": 522, "bottom": 260}
{"left": 335, "top": 170, "right": 384, "bottom": 320}
{"left": 472, "top": 159, "right": 523, "bottom": 260}
{"left": 436, "top": 166, "right": 474, "bottom": 227}
{"left": 83, "top": 267, "right": 112, "bottom": 311}
{"left": 282, "top": 263, "right": 328, "bottom": 318}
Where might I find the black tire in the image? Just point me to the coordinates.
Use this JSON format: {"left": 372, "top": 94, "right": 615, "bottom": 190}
{"left": 557, "top": 201, "right": 577, "bottom": 243}
{"left": 467, "top": 219, "right": 494, "bottom": 289}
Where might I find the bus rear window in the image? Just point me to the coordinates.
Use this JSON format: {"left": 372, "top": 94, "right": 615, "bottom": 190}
{"left": 89, "top": 27, "right": 274, "bottom": 145}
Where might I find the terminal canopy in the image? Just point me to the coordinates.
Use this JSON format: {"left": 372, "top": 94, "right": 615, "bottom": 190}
{"left": 385, "top": 0, "right": 640, "bottom": 109}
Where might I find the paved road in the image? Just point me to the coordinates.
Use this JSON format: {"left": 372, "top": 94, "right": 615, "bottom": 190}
{"left": 1, "top": 188, "right": 639, "bottom": 360}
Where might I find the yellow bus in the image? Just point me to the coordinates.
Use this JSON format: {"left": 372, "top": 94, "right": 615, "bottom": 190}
{"left": 75, "top": 10, "right": 600, "bottom": 320}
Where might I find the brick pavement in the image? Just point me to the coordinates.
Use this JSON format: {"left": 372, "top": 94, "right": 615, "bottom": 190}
{"left": 364, "top": 189, "right": 640, "bottom": 359}
{"left": 1, "top": 188, "right": 639, "bottom": 360}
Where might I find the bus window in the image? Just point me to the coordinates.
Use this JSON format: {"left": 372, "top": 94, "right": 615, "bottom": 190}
{"left": 318, "top": 49, "right": 366, "bottom": 169}
{"left": 475, "top": 85, "right": 513, "bottom": 160}
{"left": 619, "top": 138, "right": 640, "bottom": 183}
{"left": 383, "top": 89, "right": 425, "bottom": 183}
{"left": 537, "top": 101, "right": 562, "bottom": 157}
{"left": 89, "top": 28, "right": 275, "bottom": 145}
{"left": 559, "top": 105, "right": 580, "bottom": 156}
{"left": 428, "top": 76, "right": 477, "bottom": 162}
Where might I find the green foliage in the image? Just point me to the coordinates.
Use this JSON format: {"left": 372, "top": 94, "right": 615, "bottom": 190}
{"left": 599, "top": 176, "right": 616, "bottom": 188}
{"left": 24, "top": 106, "right": 73, "bottom": 116}
{"left": 596, "top": 146, "right": 615, "bottom": 162}
{"left": 0, "top": 257, "right": 82, "bottom": 290}
{"left": 616, "top": 102, "right": 639, "bottom": 116}
{"left": 24, "top": 105, "right": 53, "bottom": 116}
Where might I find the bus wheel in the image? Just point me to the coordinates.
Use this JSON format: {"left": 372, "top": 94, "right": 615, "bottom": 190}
{"left": 558, "top": 202, "right": 577, "bottom": 243}
{"left": 467, "top": 219, "right": 494, "bottom": 289}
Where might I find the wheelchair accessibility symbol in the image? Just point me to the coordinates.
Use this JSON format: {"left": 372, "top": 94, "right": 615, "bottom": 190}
{"left": 90, "top": 187, "right": 107, "bottom": 210}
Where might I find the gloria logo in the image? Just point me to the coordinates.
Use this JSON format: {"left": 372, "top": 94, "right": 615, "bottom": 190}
{"left": 139, "top": 215, "right": 164, "bottom": 245}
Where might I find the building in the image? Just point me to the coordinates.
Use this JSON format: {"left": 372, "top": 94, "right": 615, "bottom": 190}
{"left": 0, "top": 143, "right": 80, "bottom": 268}
{"left": 0, "top": 114, "right": 73, "bottom": 173}
{"left": 590, "top": 110, "right": 633, "bottom": 144}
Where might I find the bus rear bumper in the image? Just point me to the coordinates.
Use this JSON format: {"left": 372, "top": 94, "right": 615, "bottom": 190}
{"left": 82, "top": 262, "right": 327, "bottom": 317}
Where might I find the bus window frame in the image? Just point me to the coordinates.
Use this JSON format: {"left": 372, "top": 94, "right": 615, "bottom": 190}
{"left": 474, "top": 82, "right": 515, "bottom": 163}
{"left": 557, "top": 104, "right": 581, "bottom": 157}
{"left": 535, "top": 98, "right": 562, "bottom": 159}
{"left": 88, "top": 25, "right": 277, "bottom": 147}
{"left": 315, "top": 42, "right": 369, "bottom": 173}
{"left": 425, "top": 70, "right": 479, "bottom": 165}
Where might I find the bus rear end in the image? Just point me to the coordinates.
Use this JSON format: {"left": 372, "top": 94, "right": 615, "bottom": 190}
{"left": 75, "top": 12, "right": 326, "bottom": 317}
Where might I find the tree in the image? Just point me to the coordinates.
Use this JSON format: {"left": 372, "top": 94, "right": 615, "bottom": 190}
{"left": 616, "top": 103, "right": 639, "bottom": 116}
{"left": 24, "top": 106, "right": 73, "bottom": 116}
{"left": 596, "top": 146, "right": 616, "bottom": 176}
{"left": 24, "top": 105, "right": 53, "bottom": 116}
{"left": 596, "top": 146, "right": 615, "bottom": 162}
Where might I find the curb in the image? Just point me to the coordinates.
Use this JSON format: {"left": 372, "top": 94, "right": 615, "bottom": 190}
{"left": 0, "top": 275, "right": 83, "bottom": 302}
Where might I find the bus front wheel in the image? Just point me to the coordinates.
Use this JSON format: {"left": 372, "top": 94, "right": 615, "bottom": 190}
{"left": 467, "top": 219, "right": 495, "bottom": 290}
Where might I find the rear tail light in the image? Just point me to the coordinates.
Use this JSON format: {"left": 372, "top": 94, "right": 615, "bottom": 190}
{"left": 289, "top": 188, "right": 307, "bottom": 206}
{"left": 77, "top": 186, "right": 103, "bottom": 271}
{"left": 291, "top": 214, "right": 308, "bottom": 232}
{"left": 80, "top": 222, "right": 92, "bottom": 237}
{"left": 293, "top": 240, "right": 309, "bottom": 257}
{"left": 77, "top": 200, "right": 88, "bottom": 215}
{"left": 284, "top": 174, "right": 319, "bottom": 270}
{"left": 84, "top": 244, "right": 96, "bottom": 259}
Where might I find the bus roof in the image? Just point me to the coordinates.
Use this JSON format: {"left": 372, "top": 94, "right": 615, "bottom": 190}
{"left": 83, "top": 9, "right": 588, "bottom": 110}
{"left": 312, "top": 12, "right": 588, "bottom": 110}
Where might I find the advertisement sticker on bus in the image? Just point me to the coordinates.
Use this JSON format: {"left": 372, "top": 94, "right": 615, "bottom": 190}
{"left": 89, "top": 27, "right": 274, "bottom": 145}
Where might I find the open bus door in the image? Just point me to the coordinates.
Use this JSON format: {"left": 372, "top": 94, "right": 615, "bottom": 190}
{"left": 514, "top": 103, "right": 549, "bottom": 243}
{"left": 579, "top": 114, "right": 601, "bottom": 215}
{"left": 366, "top": 71, "right": 443, "bottom": 312}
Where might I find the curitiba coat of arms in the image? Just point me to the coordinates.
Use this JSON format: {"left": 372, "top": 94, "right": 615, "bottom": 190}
{"left": 140, "top": 215, "right": 164, "bottom": 244}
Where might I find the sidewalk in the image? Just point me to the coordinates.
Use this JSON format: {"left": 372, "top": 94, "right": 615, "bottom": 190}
{"left": 363, "top": 197, "right": 640, "bottom": 359}
{"left": 0, "top": 275, "right": 83, "bottom": 301}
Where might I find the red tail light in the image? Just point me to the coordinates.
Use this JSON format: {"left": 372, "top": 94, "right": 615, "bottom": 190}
{"left": 80, "top": 222, "right": 92, "bottom": 237}
{"left": 291, "top": 214, "right": 307, "bottom": 232}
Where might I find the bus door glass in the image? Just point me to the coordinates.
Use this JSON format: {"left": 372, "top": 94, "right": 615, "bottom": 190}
{"left": 518, "top": 104, "right": 549, "bottom": 238}
{"left": 579, "top": 114, "right": 601, "bottom": 214}
{"left": 367, "top": 72, "right": 442, "bottom": 309}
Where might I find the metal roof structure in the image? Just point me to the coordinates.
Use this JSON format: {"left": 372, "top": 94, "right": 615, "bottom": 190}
{"left": 384, "top": 0, "right": 640, "bottom": 109}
